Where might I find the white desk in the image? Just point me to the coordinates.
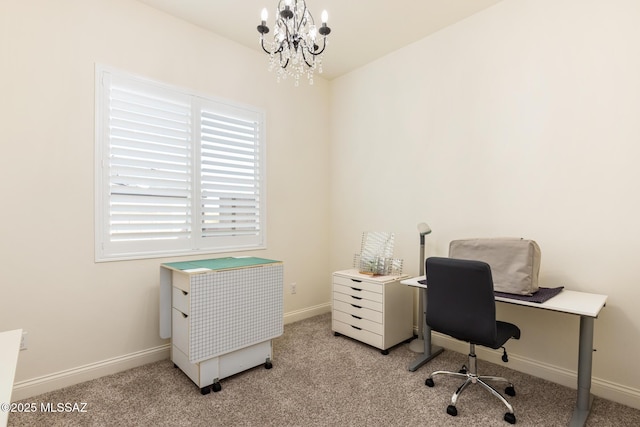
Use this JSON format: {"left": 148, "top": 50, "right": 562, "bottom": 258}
{"left": 401, "top": 276, "right": 607, "bottom": 427}
{"left": 1, "top": 329, "right": 22, "bottom": 427}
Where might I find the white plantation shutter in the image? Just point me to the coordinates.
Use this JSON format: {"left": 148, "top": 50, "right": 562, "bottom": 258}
{"left": 199, "top": 104, "right": 262, "bottom": 247}
{"left": 96, "top": 67, "right": 266, "bottom": 261}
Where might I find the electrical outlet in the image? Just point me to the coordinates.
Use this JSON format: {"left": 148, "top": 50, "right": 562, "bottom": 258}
{"left": 20, "top": 331, "right": 28, "bottom": 351}
{"left": 290, "top": 282, "right": 297, "bottom": 294}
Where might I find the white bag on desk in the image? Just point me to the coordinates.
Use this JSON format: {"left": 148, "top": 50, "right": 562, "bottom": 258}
{"left": 448, "top": 238, "right": 541, "bottom": 295}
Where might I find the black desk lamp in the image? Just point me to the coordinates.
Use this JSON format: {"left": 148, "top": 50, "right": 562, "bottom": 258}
{"left": 409, "top": 222, "right": 432, "bottom": 353}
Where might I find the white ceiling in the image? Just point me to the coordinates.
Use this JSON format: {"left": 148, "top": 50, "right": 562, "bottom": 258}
{"left": 137, "top": 0, "right": 504, "bottom": 80}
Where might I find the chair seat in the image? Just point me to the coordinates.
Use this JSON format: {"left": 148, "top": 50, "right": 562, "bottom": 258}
{"left": 473, "top": 321, "right": 521, "bottom": 350}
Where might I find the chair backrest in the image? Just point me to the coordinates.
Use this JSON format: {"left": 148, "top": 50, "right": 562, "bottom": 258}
{"left": 425, "top": 257, "right": 497, "bottom": 347}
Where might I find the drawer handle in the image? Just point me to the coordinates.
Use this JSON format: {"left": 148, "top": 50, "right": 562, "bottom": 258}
{"left": 182, "top": 290, "right": 188, "bottom": 296}
{"left": 350, "top": 279, "right": 363, "bottom": 283}
{"left": 350, "top": 287, "right": 362, "bottom": 292}
{"left": 351, "top": 304, "right": 362, "bottom": 309}
{"left": 351, "top": 314, "right": 362, "bottom": 320}
{"left": 351, "top": 296, "right": 362, "bottom": 300}
{"left": 181, "top": 313, "right": 188, "bottom": 318}
{"left": 351, "top": 325, "right": 362, "bottom": 330}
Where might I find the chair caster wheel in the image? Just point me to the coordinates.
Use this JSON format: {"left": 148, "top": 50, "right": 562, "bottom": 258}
{"left": 505, "top": 386, "right": 516, "bottom": 396}
{"left": 425, "top": 378, "right": 434, "bottom": 387}
{"left": 446, "top": 405, "right": 458, "bottom": 416}
{"left": 212, "top": 382, "right": 222, "bottom": 392}
{"left": 459, "top": 364, "right": 467, "bottom": 374}
{"left": 504, "top": 412, "right": 516, "bottom": 424}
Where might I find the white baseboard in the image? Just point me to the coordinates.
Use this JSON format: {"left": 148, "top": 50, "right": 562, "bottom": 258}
{"left": 431, "top": 334, "right": 640, "bottom": 410}
{"left": 283, "top": 303, "right": 332, "bottom": 325}
{"left": 12, "top": 304, "right": 332, "bottom": 401}
{"left": 12, "top": 344, "right": 170, "bottom": 401}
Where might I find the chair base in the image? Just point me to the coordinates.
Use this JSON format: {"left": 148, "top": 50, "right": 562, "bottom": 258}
{"left": 425, "top": 346, "right": 516, "bottom": 424}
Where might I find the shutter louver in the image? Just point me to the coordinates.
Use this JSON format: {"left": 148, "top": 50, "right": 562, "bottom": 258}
{"left": 200, "top": 110, "right": 261, "bottom": 239}
{"left": 108, "top": 82, "right": 192, "bottom": 243}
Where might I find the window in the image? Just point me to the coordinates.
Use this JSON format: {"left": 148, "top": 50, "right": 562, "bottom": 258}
{"left": 95, "top": 66, "right": 266, "bottom": 261}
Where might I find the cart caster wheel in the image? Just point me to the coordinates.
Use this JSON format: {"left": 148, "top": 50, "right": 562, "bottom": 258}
{"left": 425, "top": 378, "right": 435, "bottom": 387}
{"left": 504, "top": 412, "right": 516, "bottom": 424}
{"left": 505, "top": 386, "right": 516, "bottom": 397}
{"left": 446, "top": 405, "right": 458, "bottom": 416}
{"left": 211, "top": 382, "right": 222, "bottom": 393}
{"left": 381, "top": 349, "right": 389, "bottom": 355}
{"left": 200, "top": 386, "right": 211, "bottom": 395}
{"left": 265, "top": 361, "right": 273, "bottom": 369}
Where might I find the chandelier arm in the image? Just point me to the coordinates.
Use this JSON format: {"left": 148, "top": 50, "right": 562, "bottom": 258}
{"left": 300, "top": 45, "right": 314, "bottom": 67}
{"left": 260, "top": 38, "right": 273, "bottom": 55}
{"left": 296, "top": 3, "right": 313, "bottom": 37}
{"left": 260, "top": 37, "right": 286, "bottom": 55}
{"left": 279, "top": 56, "right": 290, "bottom": 69}
{"left": 314, "top": 39, "right": 327, "bottom": 55}
{"left": 305, "top": 37, "right": 327, "bottom": 56}
{"left": 280, "top": 18, "right": 294, "bottom": 51}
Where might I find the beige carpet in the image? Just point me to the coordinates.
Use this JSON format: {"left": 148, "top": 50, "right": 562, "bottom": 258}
{"left": 8, "top": 313, "right": 640, "bottom": 426}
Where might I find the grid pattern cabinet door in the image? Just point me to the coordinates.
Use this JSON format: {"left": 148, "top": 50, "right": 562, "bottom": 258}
{"left": 332, "top": 269, "right": 413, "bottom": 353}
{"left": 161, "top": 257, "right": 283, "bottom": 394}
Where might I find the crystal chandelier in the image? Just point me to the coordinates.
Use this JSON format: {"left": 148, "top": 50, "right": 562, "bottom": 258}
{"left": 257, "top": 0, "right": 331, "bottom": 85}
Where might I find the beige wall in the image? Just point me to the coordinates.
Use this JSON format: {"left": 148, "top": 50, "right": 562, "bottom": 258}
{"left": 330, "top": 0, "right": 640, "bottom": 408}
{"left": 0, "top": 0, "right": 331, "bottom": 397}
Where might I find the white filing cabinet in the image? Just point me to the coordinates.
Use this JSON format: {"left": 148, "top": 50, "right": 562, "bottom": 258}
{"left": 331, "top": 269, "right": 413, "bottom": 354}
{"left": 160, "top": 257, "right": 283, "bottom": 394}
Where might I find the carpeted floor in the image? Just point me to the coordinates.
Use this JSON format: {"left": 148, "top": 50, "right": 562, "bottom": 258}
{"left": 8, "top": 313, "right": 640, "bottom": 426}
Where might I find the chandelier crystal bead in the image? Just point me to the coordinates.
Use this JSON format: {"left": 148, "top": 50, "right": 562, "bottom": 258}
{"left": 257, "top": 0, "right": 331, "bottom": 86}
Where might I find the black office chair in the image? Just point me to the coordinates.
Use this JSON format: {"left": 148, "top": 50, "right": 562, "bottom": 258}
{"left": 424, "top": 257, "right": 521, "bottom": 424}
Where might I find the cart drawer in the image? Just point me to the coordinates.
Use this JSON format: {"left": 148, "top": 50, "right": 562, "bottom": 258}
{"left": 332, "top": 309, "right": 383, "bottom": 334}
{"left": 332, "top": 319, "right": 383, "bottom": 349}
{"left": 333, "top": 283, "right": 382, "bottom": 303}
{"left": 333, "top": 275, "right": 382, "bottom": 294}
{"left": 333, "top": 299, "right": 382, "bottom": 323}
{"left": 333, "top": 290, "right": 382, "bottom": 311}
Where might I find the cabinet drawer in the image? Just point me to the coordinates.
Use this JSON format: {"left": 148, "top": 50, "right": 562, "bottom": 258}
{"left": 172, "top": 286, "right": 190, "bottom": 315}
{"left": 333, "top": 275, "right": 382, "bottom": 294}
{"left": 333, "top": 299, "right": 382, "bottom": 323}
{"left": 332, "top": 309, "right": 383, "bottom": 334}
{"left": 332, "top": 319, "right": 383, "bottom": 349}
{"left": 333, "top": 290, "right": 382, "bottom": 312}
{"left": 172, "top": 271, "right": 191, "bottom": 292}
{"left": 172, "top": 308, "right": 189, "bottom": 355}
{"left": 333, "top": 283, "right": 382, "bottom": 303}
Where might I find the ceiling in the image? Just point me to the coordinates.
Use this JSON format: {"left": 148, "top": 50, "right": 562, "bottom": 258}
{"left": 137, "top": 0, "right": 504, "bottom": 80}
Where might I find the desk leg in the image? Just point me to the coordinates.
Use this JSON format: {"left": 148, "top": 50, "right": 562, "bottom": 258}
{"left": 408, "top": 288, "right": 444, "bottom": 371}
{"left": 569, "top": 315, "right": 595, "bottom": 427}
